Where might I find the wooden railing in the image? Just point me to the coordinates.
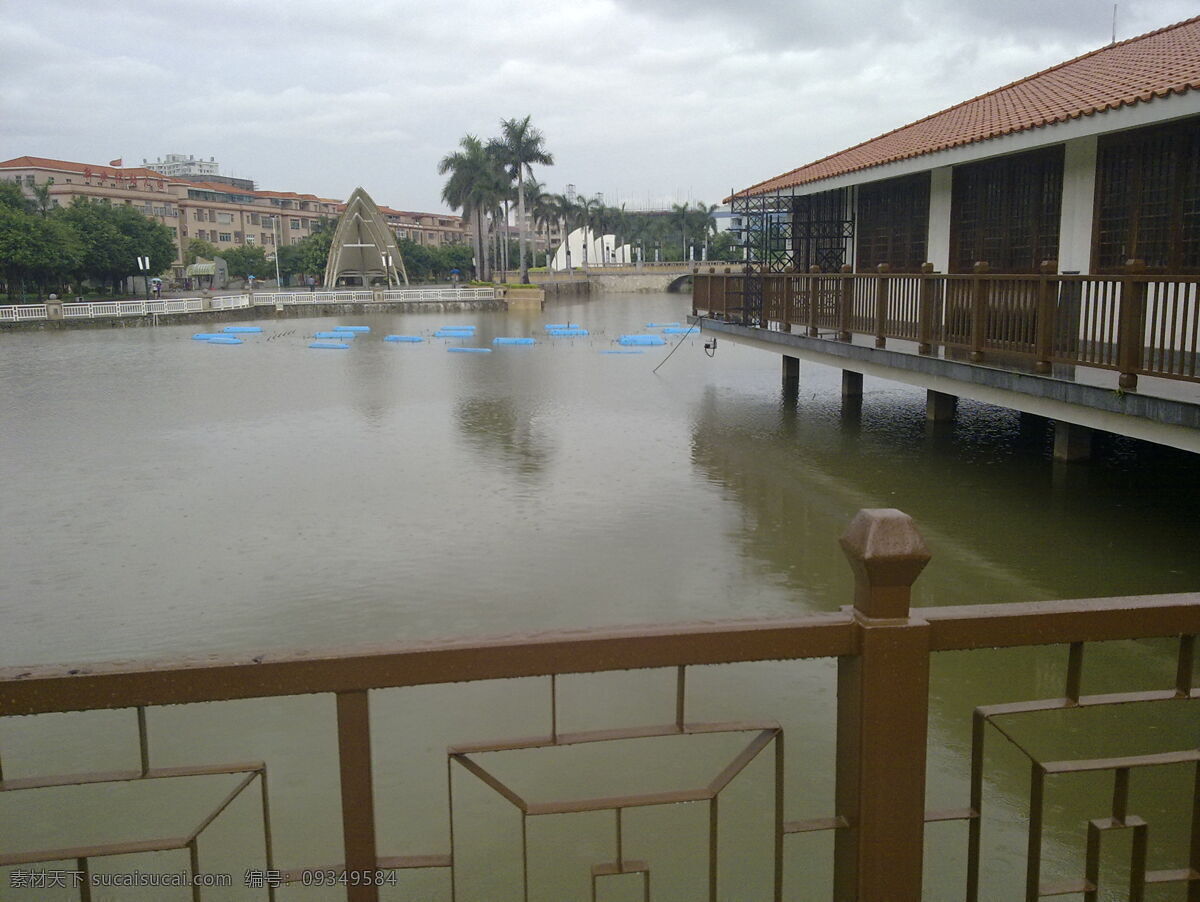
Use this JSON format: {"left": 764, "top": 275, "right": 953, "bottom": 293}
{"left": 1, "top": 510, "right": 1197, "bottom": 901}
{"left": 692, "top": 263, "right": 1200, "bottom": 389}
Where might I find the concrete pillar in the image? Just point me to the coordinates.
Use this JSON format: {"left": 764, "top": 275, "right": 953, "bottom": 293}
{"left": 842, "top": 370, "right": 863, "bottom": 398}
{"left": 45, "top": 299, "right": 63, "bottom": 321}
{"left": 1018, "top": 411, "right": 1047, "bottom": 439}
{"left": 926, "top": 390, "right": 957, "bottom": 422}
{"left": 1057, "top": 136, "right": 1098, "bottom": 274}
{"left": 926, "top": 167, "right": 953, "bottom": 274}
{"left": 1053, "top": 421, "right": 1093, "bottom": 462}
{"left": 782, "top": 355, "right": 799, "bottom": 390}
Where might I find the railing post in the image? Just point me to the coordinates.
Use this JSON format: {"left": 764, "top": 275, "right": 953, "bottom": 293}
{"left": 336, "top": 690, "right": 379, "bottom": 902}
{"left": 781, "top": 267, "right": 795, "bottom": 333}
{"left": 874, "top": 264, "right": 890, "bottom": 348}
{"left": 1034, "top": 260, "right": 1057, "bottom": 374}
{"left": 838, "top": 264, "right": 853, "bottom": 342}
{"left": 834, "top": 509, "right": 932, "bottom": 902}
{"left": 917, "top": 263, "right": 935, "bottom": 354}
{"left": 970, "top": 261, "right": 989, "bottom": 362}
{"left": 1118, "top": 259, "right": 1147, "bottom": 390}
{"left": 808, "top": 265, "right": 822, "bottom": 337}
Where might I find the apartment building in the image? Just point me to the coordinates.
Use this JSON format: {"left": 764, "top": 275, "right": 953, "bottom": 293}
{"left": 0, "top": 155, "right": 467, "bottom": 280}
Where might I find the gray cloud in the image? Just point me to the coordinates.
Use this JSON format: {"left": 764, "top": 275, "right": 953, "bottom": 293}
{"left": 1, "top": 0, "right": 1194, "bottom": 212}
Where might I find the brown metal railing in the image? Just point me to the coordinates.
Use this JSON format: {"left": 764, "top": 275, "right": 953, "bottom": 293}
{"left": 692, "top": 263, "right": 1200, "bottom": 389}
{"left": 1, "top": 510, "right": 1198, "bottom": 901}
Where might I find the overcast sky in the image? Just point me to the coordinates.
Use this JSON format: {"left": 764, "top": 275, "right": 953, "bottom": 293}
{"left": 1, "top": 0, "right": 1192, "bottom": 214}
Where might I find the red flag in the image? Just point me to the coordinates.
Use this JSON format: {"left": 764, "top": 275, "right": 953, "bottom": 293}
{"left": 109, "top": 158, "right": 123, "bottom": 167}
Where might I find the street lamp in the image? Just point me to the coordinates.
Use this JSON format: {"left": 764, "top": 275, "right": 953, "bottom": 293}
{"left": 268, "top": 216, "right": 282, "bottom": 287}
{"left": 383, "top": 252, "right": 394, "bottom": 289}
{"left": 654, "top": 240, "right": 661, "bottom": 263}
{"left": 136, "top": 255, "right": 151, "bottom": 300}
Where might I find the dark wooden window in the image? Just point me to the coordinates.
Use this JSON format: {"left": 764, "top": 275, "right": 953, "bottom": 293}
{"left": 856, "top": 172, "right": 930, "bottom": 272}
{"left": 950, "top": 146, "right": 1063, "bottom": 273}
{"left": 1094, "top": 117, "right": 1200, "bottom": 272}
{"left": 790, "top": 188, "right": 852, "bottom": 272}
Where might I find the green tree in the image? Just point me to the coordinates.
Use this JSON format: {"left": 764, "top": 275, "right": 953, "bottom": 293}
{"left": 488, "top": 116, "right": 554, "bottom": 284}
{"left": 221, "top": 244, "right": 269, "bottom": 280}
{"left": 57, "top": 198, "right": 174, "bottom": 294}
{"left": 185, "top": 238, "right": 218, "bottom": 265}
{"left": 439, "top": 135, "right": 506, "bottom": 281}
{"left": 0, "top": 204, "right": 80, "bottom": 299}
{"left": 396, "top": 238, "right": 434, "bottom": 282}
{"left": 0, "top": 182, "right": 33, "bottom": 212}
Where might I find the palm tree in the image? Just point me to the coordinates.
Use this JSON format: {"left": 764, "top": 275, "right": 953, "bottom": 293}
{"left": 488, "top": 116, "right": 554, "bottom": 284}
{"left": 526, "top": 180, "right": 556, "bottom": 269}
{"left": 671, "top": 202, "right": 692, "bottom": 262}
{"left": 439, "top": 135, "right": 506, "bottom": 281}
{"left": 695, "top": 202, "right": 718, "bottom": 260}
{"left": 576, "top": 194, "right": 599, "bottom": 272}
{"left": 549, "top": 193, "right": 577, "bottom": 270}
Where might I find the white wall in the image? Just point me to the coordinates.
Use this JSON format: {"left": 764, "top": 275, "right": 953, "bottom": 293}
{"left": 1057, "top": 135, "right": 1098, "bottom": 273}
{"left": 926, "top": 167, "right": 953, "bottom": 272}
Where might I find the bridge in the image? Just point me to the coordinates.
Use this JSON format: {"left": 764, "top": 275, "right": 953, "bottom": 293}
{"left": 691, "top": 266, "right": 1200, "bottom": 459}
{"left": 502, "top": 261, "right": 699, "bottom": 293}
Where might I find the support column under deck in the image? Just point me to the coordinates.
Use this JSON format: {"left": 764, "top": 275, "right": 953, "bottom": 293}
{"left": 782, "top": 355, "right": 800, "bottom": 390}
{"left": 926, "top": 390, "right": 957, "bottom": 422}
{"left": 842, "top": 370, "right": 863, "bottom": 398}
{"left": 1053, "top": 421, "right": 1093, "bottom": 462}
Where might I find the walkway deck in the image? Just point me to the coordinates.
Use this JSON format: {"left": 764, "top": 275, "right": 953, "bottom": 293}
{"left": 691, "top": 269, "right": 1200, "bottom": 455}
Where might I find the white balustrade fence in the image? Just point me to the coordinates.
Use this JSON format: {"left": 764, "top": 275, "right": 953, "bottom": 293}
{"left": 0, "top": 305, "right": 49, "bottom": 321}
{"left": 2, "top": 287, "right": 497, "bottom": 323}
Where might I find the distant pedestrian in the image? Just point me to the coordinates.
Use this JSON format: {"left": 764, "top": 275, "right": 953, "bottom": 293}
{"left": 152, "top": 280, "right": 161, "bottom": 299}
{"left": 307, "top": 275, "right": 316, "bottom": 292}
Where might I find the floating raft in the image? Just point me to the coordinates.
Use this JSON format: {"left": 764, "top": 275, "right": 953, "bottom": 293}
{"left": 223, "top": 326, "right": 262, "bottom": 333}
{"left": 315, "top": 331, "right": 356, "bottom": 339}
{"left": 309, "top": 341, "right": 350, "bottom": 349}
{"left": 192, "top": 333, "right": 225, "bottom": 340}
{"left": 547, "top": 328, "right": 589, "bottom": 337}
{"left": 618, "top": 334, "right": 666, "bottom": 346}
{"left": 544, "top": 323, "right": 577, "bottom": 330}
{"left": 207, "top": 336, "right": 244, "bottom": 345}
{"left": 385, "top": 335, "right": 424, "bottom": 342}
{"left": 493, "top": 337, "right": 536, "bottom": 345}
{"left": 662, "top": 327, "right": 694, "bottom": 334}
{"left": 435, "top": 329, "right": 475, "bottom": 338}
{"left": 447, "top": 346, "right": 492, "bottom": 353}
{"left": 645, "top": 322, "right": 680, "bottom": 328}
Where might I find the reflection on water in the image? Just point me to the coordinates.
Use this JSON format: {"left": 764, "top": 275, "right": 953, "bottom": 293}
{"left": 1, "top": 293, "right": 1197, "bottom": 900}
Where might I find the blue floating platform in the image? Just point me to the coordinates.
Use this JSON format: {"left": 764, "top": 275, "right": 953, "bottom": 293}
{"left": 222, "top": 326, "right": 262, "bottom": 333}
{"left": 385, "top": 335, "right": 424, "bottom": 342}
{"left": 618, "top": 334, "right": 666, "bottom": 346}
{"left": 645, "top": 322, "right": 681, "bottom": 328}
{"left": 544, "top": 323, "right": 577, "bottom": 330}
{"left": 547, "top": 328, "right": 589, "bottom": 336}
{"left": 207, "top": 336, "right": 244, "bottom": 345}
{"left": 309, "top": 341, "right": 350, "bottom": 349}
{"left": 192, "top": 333, "right": 225, "bottom": 340}
{"left": 662, "top": 327, "right": 694, "bottom": 334}
{"left": 336, "top": 325, "right": 371, "bottom": 332}
{"left": 493, "top": 337, "right": 536, "bottom": 345}
{"left": 448, "top": 347, "right": 492, "bottom": 353}
{"left": 435, "top": 329, "right": 475, "bottom": 338}
{"left": 315, "top": 331, "right": 356, "bottom": 339}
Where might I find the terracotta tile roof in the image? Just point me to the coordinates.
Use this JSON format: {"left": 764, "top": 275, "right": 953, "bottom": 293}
{"left": 0, "top": 155, "right": 171, "bottom": 181}
{"left": 735, "top": 15, "right": 1200, "bottom": 198}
